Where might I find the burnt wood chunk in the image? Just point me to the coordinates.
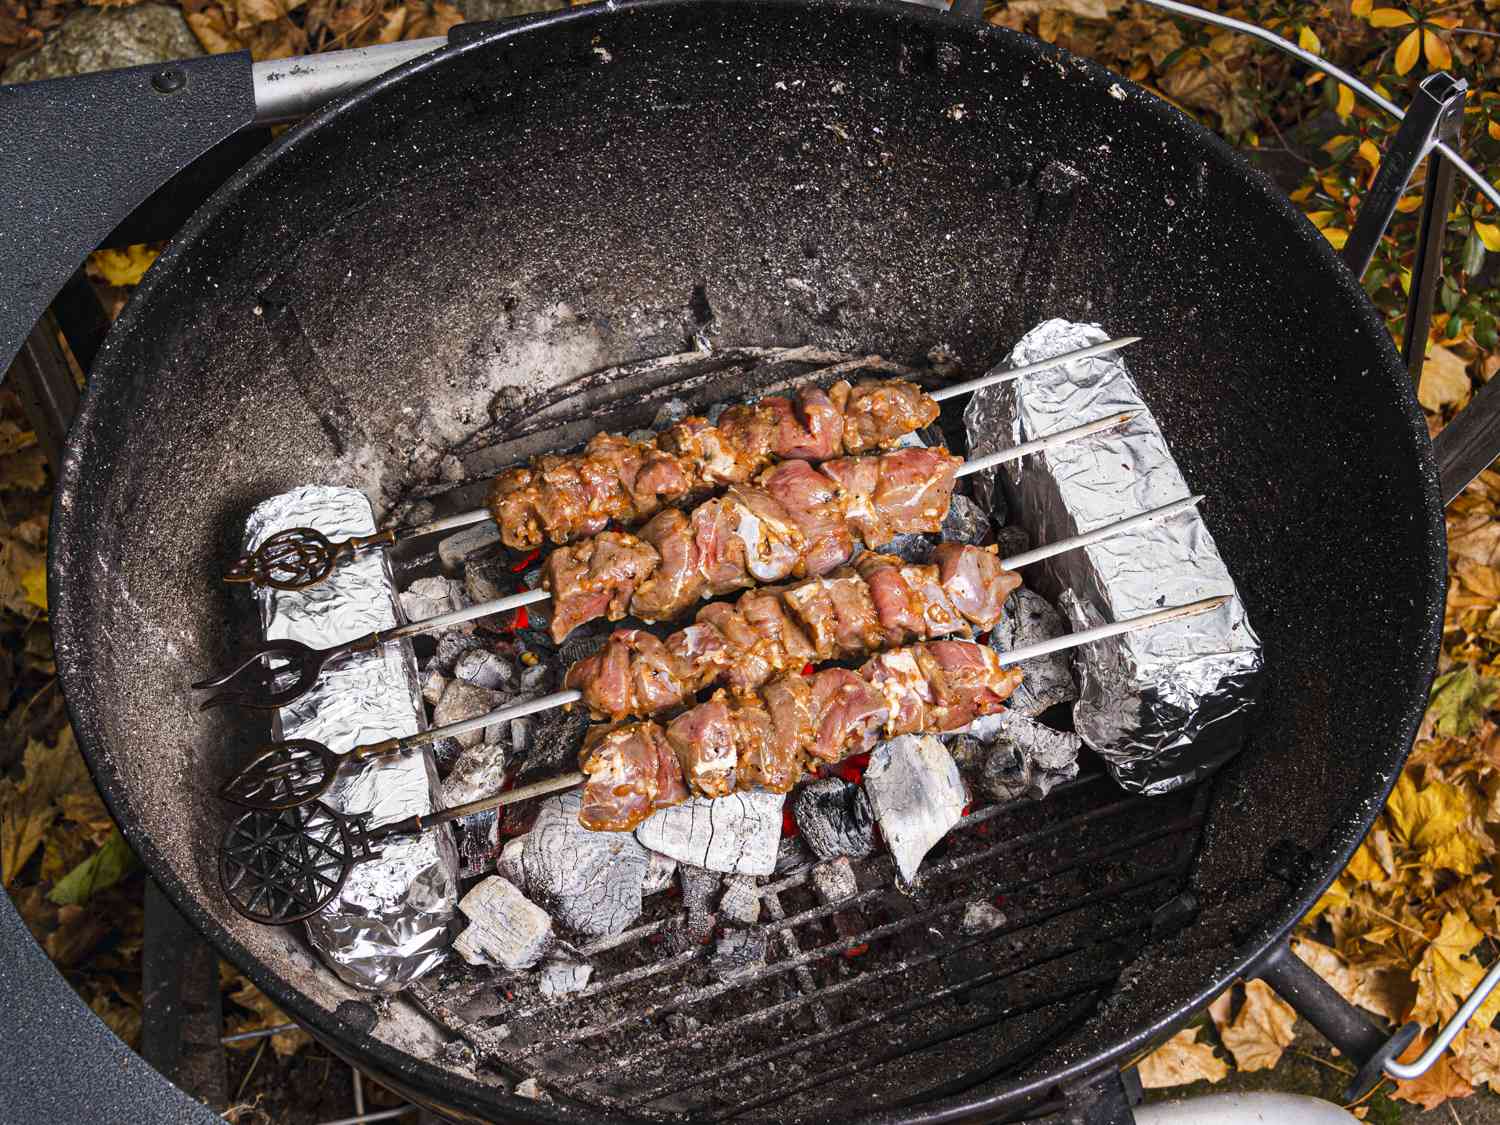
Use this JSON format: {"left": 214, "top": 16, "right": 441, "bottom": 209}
{"left": 524, "top": 791, "right": 650, "bottom": 938}
{"left": 718, "top": 874, "right": 762, "bottom": 925}
{"left": 791, "top": 777, "right": 876, "bottom": 861}
{"left": 634, "top": 789, "right": 784, "bottom": 875}
{"left": 452, "top": 876, "right": 554, "bottom": 971}
{"left": 988, "top": 587, "right": 1078, "bottom": 717}
{"left": 864, "top": 735, "right": 965, "bottom": 884}
{"left": 975, "top": 710, "right": 1082, "bottom": 801}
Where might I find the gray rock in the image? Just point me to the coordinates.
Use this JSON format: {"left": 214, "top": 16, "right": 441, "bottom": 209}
{"left": 525, "top": 791, "right": 649, "bottom": 938}
{"left": 432, "top": 680, "right": 503, "bottom": 750}
{"left": 438, "top": 522, "right": 502, "bottom": 571}
{"left": 864, "top": 735, "right": 965, "bottom": 884}
{"left": 941, "top": 494, "right": 992, "bottom": 546}
{"left": 452, "top": 877, "right": 553, "bottom": 970}
{"left": 791, "top": 778, "right": 876, "bottom": 861}
{"left": 2, "top": 4, "right": 201, "bottom": 84}
{"left": 710, "top": 928, "right": 768, "bottom": 979}
{"left": 539, "top": 955, "right": 593, "bottom": 998}
{"left": 988, "top": 587, "right": 1077, "bottom": 717}
{"left": 635, "top": 790, "right": 785, "bottom": 875}
{"left": 454, "top": 647, "right": 516, "bottom": 691}
{"left": 718, "top": 875, "right": 761, "bottom": 925}
{"left": 962, "top": 900, "right": 1008, "bottom": 935}
{"left": 810, "top": 857, "right": 858, "bottom": 905}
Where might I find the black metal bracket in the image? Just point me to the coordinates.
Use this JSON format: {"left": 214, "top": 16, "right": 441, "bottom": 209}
{"left": 1253, "top": 940, "right": 1420, "bottom": 1102}
{"left": 0, "top": 52, "right": 258, "bottom": 377}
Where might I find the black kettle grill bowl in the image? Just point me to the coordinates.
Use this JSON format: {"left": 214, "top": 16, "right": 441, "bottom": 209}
{"left": 49, "top": 1, "right": 1444, "bottom": 1120}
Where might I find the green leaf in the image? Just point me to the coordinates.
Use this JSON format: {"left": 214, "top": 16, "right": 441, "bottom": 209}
{"left": 47, "top": 829, "right": 138, "bottom": 906}
{"left": 1476, "top": 318, "right": 1498, "bottom": 351}
{"left": 1465, "top": 230, "right": 1486, "bottom": 277}
{"left": 1428, "top": 664, "right": 1500, "bottom": 739}
{"left": 1442, "top": 276, "right": 1461, "bottom": 312}
{"left": 1447, "top": 315, "right": 1464, "bottom": 340}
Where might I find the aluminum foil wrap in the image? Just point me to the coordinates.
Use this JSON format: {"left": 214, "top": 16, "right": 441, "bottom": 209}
{"left": 246, "top": 485, "right": 460, "bottom": 991}
{"left": 965, "top": 320, "right": 1263, "bottom": 795}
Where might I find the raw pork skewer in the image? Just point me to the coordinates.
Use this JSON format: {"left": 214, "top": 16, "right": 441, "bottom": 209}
{"left": 223, "top": 336, "right": 1140, "bottom": 590}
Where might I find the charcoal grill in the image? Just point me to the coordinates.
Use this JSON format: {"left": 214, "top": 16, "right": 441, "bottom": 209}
{"left": 7, "top": 0, "right": 1500, "bottom": 1121}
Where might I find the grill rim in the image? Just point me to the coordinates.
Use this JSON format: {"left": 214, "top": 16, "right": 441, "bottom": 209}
{"left": 48, "top": 0, "right": 1447, "bottom": 1121}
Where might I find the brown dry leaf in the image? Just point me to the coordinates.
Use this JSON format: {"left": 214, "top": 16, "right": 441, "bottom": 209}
{"left": 1455, "top": 1025, "right": 1500, "bottom": 1093}
{"left": 1392, "top": 1034, "right": 1475, "bottom": 1109}
{"left": 184, "top": 6, "right": 244, "bottom": 53}
{"left": 1450, "top": 513, "right": 1500, "bottom": 567}
{"left": 1420, "top": 344, "right": 1472, "bottom": 412}
{"left": 0, "top": 421, "right": 37, "bottom": 457}
{"left": 0, "top": 529, "right": 47, "bottom": 616}
{"left": 1005, "top": 0, "right": 1122, "bottom": 18}
{"left": 224, "top": 970, "right": 311, "bottom": 1057}
{"left": 1293, "top": 937, "right": 1361, "bottom": 1004}
{"left": 1137, "top": 1026, "right": 1228, "bottom": 1088}
{"left": 1, "top": 727, "right": 89, "bottom": 886}
{"left": 1459, "top": 559, "right": 1500, "bottom": 600}
{"left": 1214, "top": 980, "right": 1297, "bottom": 1072}
{"left": 44, "top": 903, "right": 113, "bottom": 966}
{"left": 0, "top": 445, "right": 47, "bottom": 493}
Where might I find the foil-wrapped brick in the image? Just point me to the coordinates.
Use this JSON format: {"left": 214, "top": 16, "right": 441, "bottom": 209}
{"left": 246, "top": 485, "right": 460, "bottom": 991}
{"left": 965, "top": 320, "right": 1263, "bottom": 794}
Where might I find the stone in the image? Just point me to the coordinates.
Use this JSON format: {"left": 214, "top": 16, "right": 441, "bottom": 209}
{"left": 439, "top": 522, "right": 504, "bottom": 571}
{"left": 988, "top": 588, "right": 1078, "bottom": 717}
{"left": 452, "top": 877, "right": 553, "bottom": 970}
{"left": 634, "top": 790, "right": 785, "bottom": 875}
{"left": 864, "top": 735, "right": 966, "bottom": 884}
{"left": 525, "top": 791, "right": 650, "bottom": 938}
{"left": 538, "top": 955, "right": 593, "bottom": 998}
{"left": 810, "top": 857, "right": 858, "bottom": 905}
{"left": 432, "top": 680, "right": 503, "bottom": 749}
{"left": 940, "top": 493, "right": 992, "bottom": 546}
{"left": 790, "top": 778, "right": 876, "bottom": 861}
{"left": 718, "top": 875, "right": 761, "bottom": 925}
{"left": 454, "top": 647, "right": 516, "bottom": 692}
{"left": 962, "top": 901, "right": 1008, "bottom": 935}
{"left": 2, "top": 4, "right": 201, "bottom": 84}
{"left": 641, "top": 850, "right": 677, "bottom": 896}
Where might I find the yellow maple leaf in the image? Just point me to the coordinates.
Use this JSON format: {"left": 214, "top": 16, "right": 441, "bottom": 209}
{"left": 1454, "top": 1025, "right": 1500, "bottom": 1093}
{"left": 1393, "top": 1034, "right": 1476, "bottom": 1109}
{"left": 1489, "top": 120, "right": 1500, "bottom": 143}
{"left": 1410, "top": 910, "right": 1500, "bottom": 1028}
{"left": 1476, "top": 221, "right": 1500, "bottom": 254}
{"left": 1419, "top": 344, "right": 1473, "bottom": 412}
{"left": 1323, "top": 228, "right": 1350, "bottom": 250}
{"left": 1387, "top": 770, "right": 1491, "bottom": 875}
{"left": 1137, "top": 1026, "right": 1228, "bottom": 1088}
{"left": 0, "top": 730, "right": 90, "bottom": 886}
{"left": 1346, "top": 839, "right": 1387, "bottom": 883}
{"left": 1369, "top": 6, "right": 1415, "bottom": 25}
{"left": 1351, "top": 0, "right": 1373, "bottom": 16}
{"left": 1210, "top": 980, "right": 1298, "bottom": 1072}
{"left": 1358, "top": 139, "right": 1382, "bottom": 169}
{"left": 1396, "top": 193, "right": 1424, "bottom": 213}
{"left": 1335, "top": 83, "right": 1355, "bottom": 119}
{"left": 1394, "top": 27, "right": 1421, "bottom": 75}
{"left": 1298, "top": 25, "right": 1321, "bottom": 53}
{"left": 88, "top": 245, "right": 159, "bottom": 288}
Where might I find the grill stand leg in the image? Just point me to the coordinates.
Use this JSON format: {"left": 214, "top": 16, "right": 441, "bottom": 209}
{"left": 142, "top": 874, "right": 229, "bottom": 1106}
{"left": 1057, "top": 1067, "right": 1143, "bottom": 1125}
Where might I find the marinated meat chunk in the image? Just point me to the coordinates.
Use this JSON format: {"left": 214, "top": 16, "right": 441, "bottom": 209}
{"left": 763, "top": 674, "right": 817, "bottom": 770}
{"left": 871, "top": 447, "right": 962, "bottom": 537}
{"left": 861, "top": 647, "right": 936, "bottom": 736}
{"left": 696, "top": 602, "right": 779, "bottom": 694}
{"left": 630, "top": 509, "right": 705, "bottom": 622}
{"left": 764, "top": 386, "right": 845, "bottom": 462}
{"left": 650, "top": 727, "right": 691, "bottom": 810}
{"left": 693, "top": 487, "right": 803, "bottom": 595}
{"left": 841, "top": 378, "right": 941, "bottom": 454}
{"left": 759, "top": 460, "right": 854, "bottom": 576}
{"left": 738, "top": 589, "right": 817, "bottom": 678}
{"left": 488, "top": 466, "right": 546, "bottom": 551}
{"left": 854, "top": 554, "right": 927, "bottom": 642}
{"left": 544, "top": 531, "right": 659, "bottom": 642}
{"left": 665, "top": 695, "right": 738, "bottom": 798}
{"left": 824, "top": 572, "right": 888, "bottom": 656}
{"left": 565, "top": 633, "right": 632, "bottom": 719}
{"left": 657, "top": 416, "right": 760, "bottom": 486}
{"left": 732, "top": 697, "right": 799, "bottom": 793}
{"left": 779, "top": 579, "right": 841, "bottom": 662}
{"left": 932, "top": 543, "right": 1021, "bottom": 628}
{"left": 578, "top": 723, "right": 672, "bottom": 832}
{"left": 714, "top": 403, "right": 777, "bottom": 474}
{"left": 566, "top": 630, "right": 692, "bottom": 720}
{"left": 915, "top": 641, "right": 1024, "bottom": 730}
{"left": 807, "top": 668, "right": 890, "bottom": 763}
{"left": 818, "top": 455, "right": 890, "bottom": 547}
{"left": 900, "top": 562, "right": 968, "bottom": 638}
{"left": 666, "top": 621, "right": 737, "bottom": 692}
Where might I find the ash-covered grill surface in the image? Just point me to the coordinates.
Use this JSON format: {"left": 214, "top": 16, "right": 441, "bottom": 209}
{"left": 408, "top": 775, "right": 1206, "bottom": 1119}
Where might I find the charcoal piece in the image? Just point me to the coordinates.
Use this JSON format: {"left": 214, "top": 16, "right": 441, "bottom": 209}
{"left": 440, "top": 741, "right": 507, "bottom": 806}
{"left": 775, "top": 835, "right": 818, "bottom": 875}
{"left": 432, "top": 680, "right": 504, "bottom": 750}
{"left": 524, "top": 706, "right": 588, "bottom": 778}
{"left": 864, "top": 735, "right": 966, "bottom": 884}
{"left": 719, "top": 875, "right": 761, "bottom": 925}
{"left": 791, "top": 778, "right": 876, "bottom": 861}
{"left": 988, "top": 587, "right": 1077, "bottom": 717}
{"left": 401, "top": 575, "right": 467, "bottom": 622}
{"left": 652, "top": 398, "right": 690, "bottom": 428}
{"left": 962, "top": 900, "right": 1008, "bottom": 934}
{"left": 420, "top": 668, "right": 449, "bottom": 707}
{"left": 506, "top": 715, "right": 533, "bottom": 758}
{"left": 454, "top": 647, "right": 517, "bottom": 692}
{"left": 433, "top": 629, "right": 484, "bottom": 675}
{"left": 810, "top": 857, "right": 858, "bottom": 904}
{"left": 678, "top": 864, "right": 722, "bottom": 923}
{"left": 882, "top": 533, "right": 933, "bottom": 564}
{"left": 440, "top": 522, "right": 503, "bottom": 571}
{"left": 975, "top": 710, "right": 1082, "bottom": 801}
{"left": 539, "top": 955, "right": 593, "bottom": 997}
{"left": 947, "top": 734, "right": 988, "bottom": 773}
{"left": 452, "top": 876, "right": 553, "bottom": 970}
{"left": 710, "top": 928, "right": 768, "bottom": 978}
{"left": 979, "top": 742, "right": 1031, "bottom": 803}
{"left": 498, "top": 836, "right": 527, "bottom": 886}
{"left": 524, "top": 791, "right": 649, "bottom": 938}
{"left": 992, "top": 524, "right": 1030, "bottom": 559}
{"left": 518, "top": 658, "right": 553, "bottom": 695}
{"left": 940, "top": 494, "right": 992, "bottom": 546}
{"left": 452, "top": 808, "right": 500, "bottom": 878}
{"left": 641, "top": 850, "right": 677, "bottom": 896}
{"left": 515, "top": 1078, "right": 549, "bottom": 1102}
{"left": 634, "top": 790, "right": 784, "bottom": 875}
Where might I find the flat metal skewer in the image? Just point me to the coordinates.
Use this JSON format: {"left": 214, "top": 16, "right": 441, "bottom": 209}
{"left": 223, "top": 336, "right": 1142, "bottom": 590}
{"left": 217, "top": 494, "right": 1206, "bottom": 809}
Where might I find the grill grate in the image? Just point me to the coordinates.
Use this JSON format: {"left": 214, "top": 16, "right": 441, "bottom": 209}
{"left": 409, "top": 771, "right": 1209, "bottom": 1121}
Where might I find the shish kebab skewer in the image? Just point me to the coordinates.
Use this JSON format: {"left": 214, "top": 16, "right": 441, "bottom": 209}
{"left": 217, "top": 595, "right": 1228, "bottom": 927}
{"left": 223, "top": 336, "right": 1140, "bottom": 592}
{"left": 217, "top": 494, "right": 1202, "bottom": 812}
{"left": 194, "top": 410, "right": 1139, "bottom": 710}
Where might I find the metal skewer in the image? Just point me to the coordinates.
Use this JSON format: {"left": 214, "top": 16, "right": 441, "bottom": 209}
{"left": 194, "top": 409, "right": 1143, "bottom": 710}
{"left": 217, "top": 493, "right": 1204, "bottom": 810}
{"left": 222, "top": 336, "right": 1142, "bottom": 591}
{"left": 217, "top": 593, "right": 1229, "bottom": 926}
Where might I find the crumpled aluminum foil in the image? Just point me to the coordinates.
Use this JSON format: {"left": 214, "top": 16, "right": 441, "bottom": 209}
{"left": 965, "top": 320, "right": 1263, "bottom": 795}
{"left": 246, "top": 485, "right": 460, "bottom": 991}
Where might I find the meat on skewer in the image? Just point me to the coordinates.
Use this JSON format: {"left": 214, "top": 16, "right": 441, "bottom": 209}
{"left": 489, "top": 377, "right": 940, "bottom": 550}
{"left": 542, "top": 444, "right": 963, "bottom": 642}
{"left": 565, "top": 544, "right": 1022, "bottom": 721}
{"left": 576, "top": 639, "right": 1023, "bottom": 831}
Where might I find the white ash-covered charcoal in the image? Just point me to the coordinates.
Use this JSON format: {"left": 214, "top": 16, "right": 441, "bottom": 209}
{"left": 974, "top": 710, "right": 1083, "bottom": 801}
{"left": 498, "top": 836, "right": 527, "bottom": 886}
{"left": 454, "top": 647, "right": 517, "bottom": 692}
{"left": 791, "top": 777, "right": 876, "bottom": 862}
{"left": 515, "top": 1078, "right": 549, "bottom": 1102}
{"left": 440, "top": 739, "right": 508, "bottom": 806}
{"left": 452, "top": 876, "right": 554, "bottom": 971}
{"left": 432, "top": 680, "right": 504, "bottom": 750}
{"left": 433, "top": 629, "right": 485, "bottom": 676}
{"left": 517, "top": 656, "right": 553, "bottom": 695}
{"left": 463, "top": 553, "right": 512, "bottom": 606}
{"left": 810, "top": 856, "right": 858, "bottom": 904}
{"left": 987, "top": 587, "right": 1078, "bottom": 718}
{"left": 940, "top": 494, "right": 992, "bottom": 546}
{"left": 452, "top": 807, "right": 501, "bottom": 879}
{"left": 439, "top": 521, "right": 503, "bottom": 571}
{"left": 525, "top": 791, "right": 650, "bottom": 938}
{"left": 979, "top": 742, "right": 1031, "bottom": 803}
{"left": 677, "top": 864, "right": 722, "bottom": 943}
{"left": 775, "top": 834, "right": 818, "bottom": 876}
{"left": 710, "top": 928, "right": 769, "bottom": 979}
{"left": 719, "top": 874, "right": 761, "bottom": 925}
{"left": 539, "top": 953, "right": 593, "bottom": 998}
{"left": 634, "top": 789, "right": 785, "bottom": 876}
{"left": 401, "top": 575, "right": 467, "bottom": 623}
{"left": 947, "top": 734, "right": 988, "bottom": 773}
{"left": 962, "top": 900, "right": 1007, "bottom": 935}
{"left": 864, "top": 735, "right": 966, "bottom": 884}
{"left": 420, "top": 668, "right": 449, "bottom": 707}
{"left": 641, "top": 850, "right": 678, "bottom": 896}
